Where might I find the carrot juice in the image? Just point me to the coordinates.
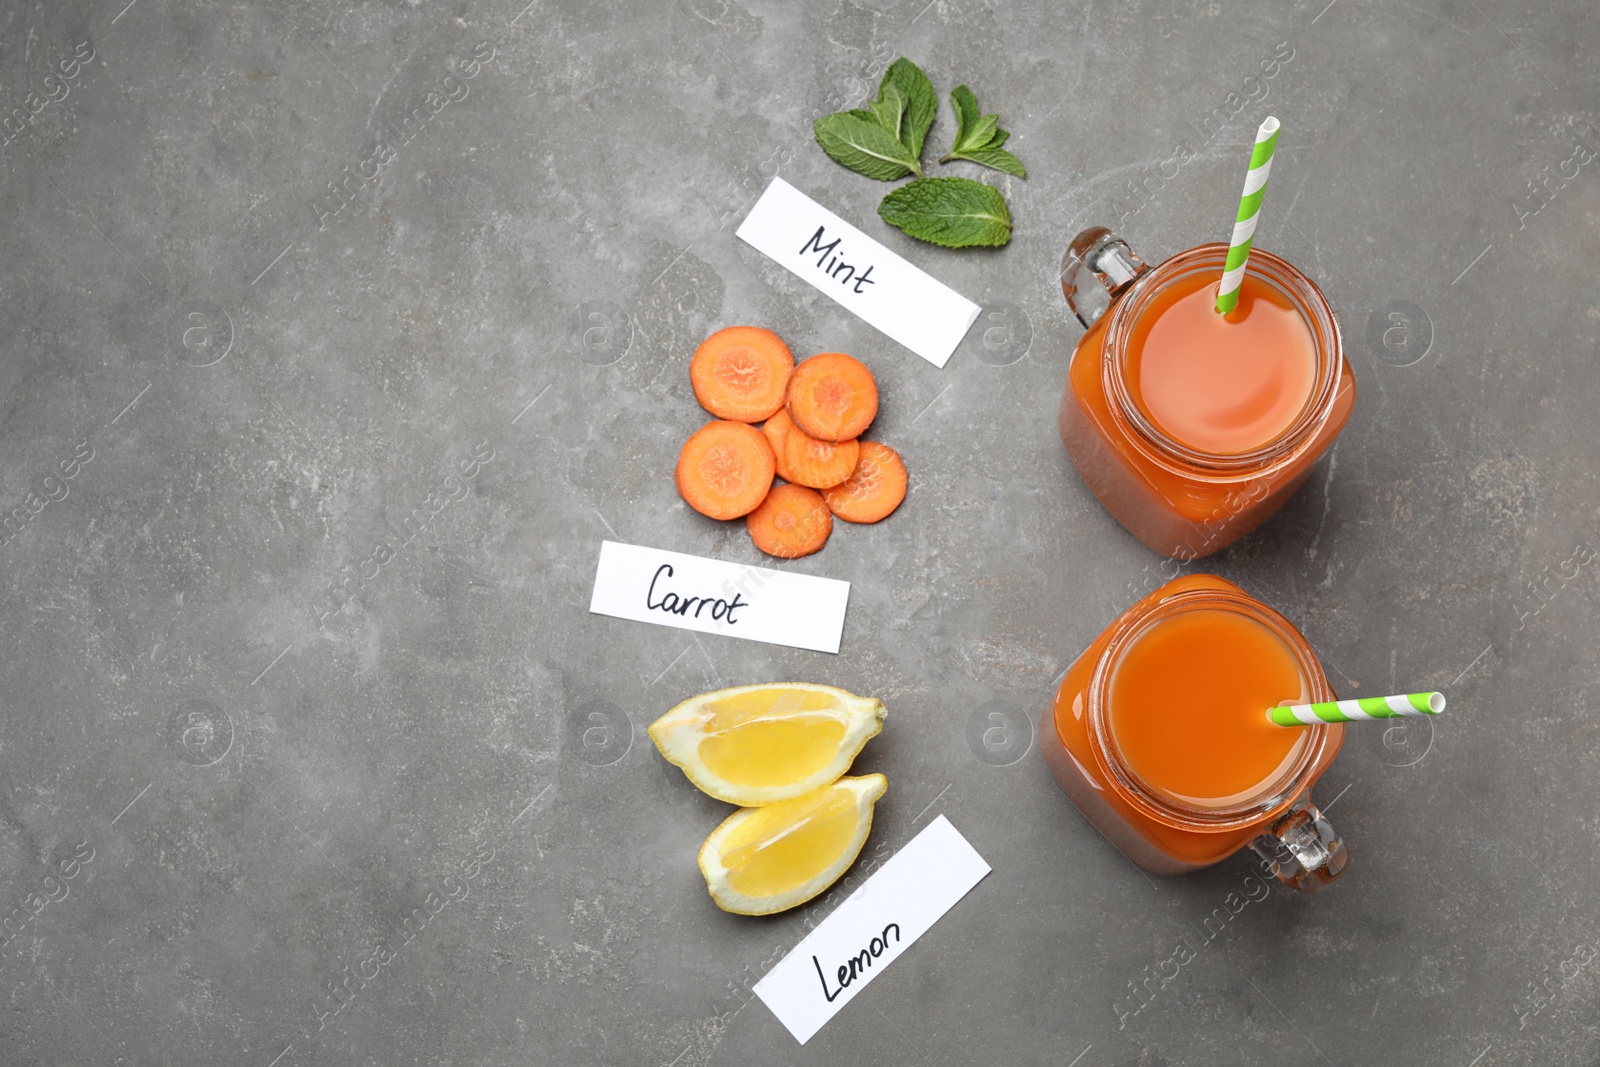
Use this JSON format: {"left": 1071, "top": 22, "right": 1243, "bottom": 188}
{"left": 1124, "top": 271, "right": 1316, "bottom": 457}
{"left": 1058, "top": 235, "right": 1355, "bottom": 559}
{"left": 1109, "top": 606, "right": 1309, "bottom": 810}
{"left": 1039, "top": 574, "right": 1349, "bottom": 888}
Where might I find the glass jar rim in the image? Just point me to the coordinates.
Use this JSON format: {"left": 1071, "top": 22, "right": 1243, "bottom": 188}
{"left": 1086, "top": 586, "right": 1339, "bottom": 832}
{"left": 1101, "top": 244, "right": 1343, "bottom": 479}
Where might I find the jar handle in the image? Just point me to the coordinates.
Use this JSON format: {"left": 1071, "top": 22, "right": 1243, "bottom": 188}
{"left": 1060, "top": 226, "right": 1149, "bottom": 329}
{"left": 1249, "top": 795, "right": 1349, "bottom": 893}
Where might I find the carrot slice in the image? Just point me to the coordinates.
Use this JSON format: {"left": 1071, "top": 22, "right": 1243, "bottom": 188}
{"left": 787, "top": 352, "right": 878, "bottom": 442}
{"left": 676, "top": 420, "right": 776, "bottom": 520}
{"left": 762, "top": 408, "right": 799, "bottom": 483}
{"left": 691, "top": 326, "right": 795, "bottom": 423}
{"left": 747, "top": 484, "right": 833, "bottom": 558}
{"left": 783, "top": 422, "right": 860, "bottom": 489}
{"left": 822, "top": 441, "right": 907, "bottom": 523}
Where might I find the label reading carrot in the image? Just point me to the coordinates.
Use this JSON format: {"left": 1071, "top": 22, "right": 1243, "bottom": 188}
{"left": 590, "top": 541, "right": 852, "bottom": 654}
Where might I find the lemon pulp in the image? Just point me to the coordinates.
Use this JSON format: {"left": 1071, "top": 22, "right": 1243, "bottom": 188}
{"left": 650, "top": 683, "right": 886, "bottom": 807}
{"left": 716, "top": 789, "right": 858, "bottom": 898}
{"left": 697, "top": 717, "right": 847, "bottom": 788}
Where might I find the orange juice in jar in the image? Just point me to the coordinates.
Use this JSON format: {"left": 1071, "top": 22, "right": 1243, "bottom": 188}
{"left": 1058, "top": 229, "right": 1355, "bottom": 559}
{"left": 1039, "top": 574, "right": 1349, "bottom": 892}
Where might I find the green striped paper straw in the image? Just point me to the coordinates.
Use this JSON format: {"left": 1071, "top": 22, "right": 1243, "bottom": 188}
{"left": 1215, "top": 116, "right": 1281, "bottom": 315}
{"left": 1268, "top": 691, "right": 1446, "bottom": 727}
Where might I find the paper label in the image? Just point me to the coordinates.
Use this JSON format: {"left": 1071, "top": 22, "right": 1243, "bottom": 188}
{"left": 753, "top": 815, "right": 991, "bottom": 1044}
{"left": 587, "top": 540, "right": 850, "bottom": 654}
{"left": 736, "top": 177, "right": 982, "bottom": 368}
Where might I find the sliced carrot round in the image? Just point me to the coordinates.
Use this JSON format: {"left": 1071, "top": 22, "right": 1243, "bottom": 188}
{"left": 762, "top": 408, "right": 799, "bottom": 484}
{"left": 822, "top": 441, "right": 906, "bottom": 523}
{"left": 691, "top": 326, "right": 795, "bottom": 423}
{"left": 783, "top": 422, "right": 860, "bottom": 490}
{"left": 747, "top": 484, "right": 833, "bottom": 558}
{"left": 676, "top": 420, "right": 775, "bottom": 520}
{"left": 787, "top": 352, "right": 878, "bottom": 442}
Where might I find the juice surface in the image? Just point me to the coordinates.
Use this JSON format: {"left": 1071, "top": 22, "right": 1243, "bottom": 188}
{"left": 1125, "top": 271, "right": 1316, "bottom": 455}
{"left": 1109, "top": 608, "right": 1310, "bottom": 808}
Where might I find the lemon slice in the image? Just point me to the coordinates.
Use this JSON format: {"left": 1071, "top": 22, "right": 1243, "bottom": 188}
{"left": 698, "top": 775, "right": 887, "bottom": 915}
{"left": 648, "top": 683, "right": 886, "bottom": 805}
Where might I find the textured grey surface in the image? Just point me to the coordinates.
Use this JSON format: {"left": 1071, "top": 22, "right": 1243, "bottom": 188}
{"left": 1, "top": 0, "right": 1597, "bottom": 1064}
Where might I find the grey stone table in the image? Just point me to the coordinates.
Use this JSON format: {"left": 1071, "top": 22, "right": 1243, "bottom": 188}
{"left": 2, "top": 1, "right": 1597, "bottom": 1064}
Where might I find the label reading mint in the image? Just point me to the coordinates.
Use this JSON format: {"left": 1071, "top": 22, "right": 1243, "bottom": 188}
{"left": 736, "top": 177, "right": 982, "bottom": 368}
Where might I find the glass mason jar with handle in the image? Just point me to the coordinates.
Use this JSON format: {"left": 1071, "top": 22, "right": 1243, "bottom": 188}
{"left": 1058, "top": 228, "right": 1356, "bottom": 559}
{"left": 1038, "top": 573, "right": 1349, "bottom": 892}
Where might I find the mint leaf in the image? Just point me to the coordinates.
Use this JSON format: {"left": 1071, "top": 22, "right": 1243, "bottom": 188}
{"left": 948, "top": 86, "right": 997, "bottom": 152}
{"left": 950, "top": 84, "right": 979, "bottom": 134}
{"left": 869, "top": 83, "right": 906, "bottom": 143}
{"left": 813, "top": 112, "right": 923, "bottom": 180}
{"left": 953, "top": 144, "right": 1025, "bottom": 178}
{"left": 940, "top": 85, "right": 1026, "bottom": 178}
{"left": 881, "top": 58, "right": 936, "bottom": 160}
{"left": 877, "top": 177, "right": 1012, "bottom": 248}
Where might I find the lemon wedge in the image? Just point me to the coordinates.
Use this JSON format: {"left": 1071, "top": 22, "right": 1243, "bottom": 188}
{"left": 698, "top": 774, "right": 887, "bottom": 915}
{"left": 648, "top": 683, "right": 886, "bottom": 806}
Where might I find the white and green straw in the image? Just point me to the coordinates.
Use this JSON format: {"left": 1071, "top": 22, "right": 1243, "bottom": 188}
{"left": 1215, "top": 116, "right": 1281, "bottom": 315}
{"left": 1268, "top": 691, "right": 1446, "bottom": 727}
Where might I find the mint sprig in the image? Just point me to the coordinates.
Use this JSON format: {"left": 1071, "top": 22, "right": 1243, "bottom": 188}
{"left": 940, "top": 85, "right": 1025, "bottom": 178}
{"left": 811, "top": 58, "right": 1025, "bottom": 247}
{"left": 813, "top": 60, "right": 936, "bottom": 182}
